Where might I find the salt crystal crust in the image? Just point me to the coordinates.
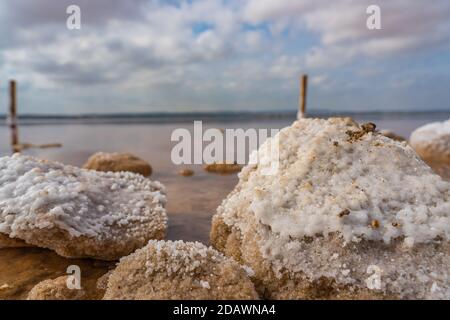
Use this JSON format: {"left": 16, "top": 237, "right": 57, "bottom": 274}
{"left": 0, "top": 154, "right": 167, "bottom": 260}
{"left": 410, "top": 119, "right": 450, "bottom": 163}
{"left": 211, "top": 118, "right": 450, "bottom": 299}
{"left": 103, "top": 240, "right": 259, "bottom": 300}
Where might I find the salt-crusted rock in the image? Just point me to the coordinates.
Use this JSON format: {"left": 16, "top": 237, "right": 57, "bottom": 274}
{"left": 27, "top": 276, "right": 86, "bottom": 300}
{"left": 0, "top": 154, "right": 167, "bottom": 260}
{"left": 211, "top": 117, "right": 450, "bottom": 299}
{"left": 410, "top": 120, "right": 450, "bottom": 163}
{"left": 103, "top": 240, "right": 259, "bottom": 300}
{"left": 83, "top": 152, "right": 152, "bottom": 176}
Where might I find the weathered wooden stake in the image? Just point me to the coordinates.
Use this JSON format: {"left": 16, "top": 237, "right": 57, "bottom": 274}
{"left": 9, "top": 80, "right": 20, "bottom": 153}
{"left": 298, "top": 74, "right": 308, "bottom": 119}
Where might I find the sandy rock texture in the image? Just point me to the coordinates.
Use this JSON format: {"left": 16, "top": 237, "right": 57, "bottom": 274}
{"left": 211, "top": 117, "right": 450, "bottom": 299}
{"left": 27, "top": 276, "right": 86, "bottom": 300}
{"left": 0, "top": 246, "right": 115, "bottom": 300}
{"left": 0, "top": 233, "right": 34, "bottom": 249}
{"left": 0, "top": 154, "right": 167, "bottom": 260}
{"left": 83, "top": 152, "right": 152, "bottom": 176}
{"left": 103, "top": 240, "right": 259, "bottom": 300}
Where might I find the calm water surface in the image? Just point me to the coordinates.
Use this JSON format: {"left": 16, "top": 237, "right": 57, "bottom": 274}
{"left": 0, "top": 114, "right": 449, "bottom": 299}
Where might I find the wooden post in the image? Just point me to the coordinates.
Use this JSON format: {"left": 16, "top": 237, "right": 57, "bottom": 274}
{"left": 298, "top": 74, "right": 308, "bottom": 119}
{"left": 9, "top": 80, "right": 19, "bottom": 153}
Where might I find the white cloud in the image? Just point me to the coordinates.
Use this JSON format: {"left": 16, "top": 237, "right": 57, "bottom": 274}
{"left": 269, "top": 55, "right": 303, "bottom": 79}
{"left": 244, "top": 0, "right": 450, "bottom": 68}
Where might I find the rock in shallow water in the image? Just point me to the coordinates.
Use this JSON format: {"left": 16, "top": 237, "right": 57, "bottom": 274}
{"left": 0, "top": 154, "right": 167, "bottom": 260}
{"left": 83, "top": 152, "right": 152, "bottom": 176}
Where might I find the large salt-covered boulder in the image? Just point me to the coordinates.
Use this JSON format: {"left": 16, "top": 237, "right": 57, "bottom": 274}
{"left": 103, "top": 240, "right": 259, "bottom": 300}
{"left": 211, "top": 118, "right": 450, "bottom": 299}
{"left": 0, "top": 154, "right": 167, "bottom": 260}
{"left": 83, "top": 152, "right": 152, "bottom": 176}
{"left": 410, "top": 119, "right": 450, "bottom": 164}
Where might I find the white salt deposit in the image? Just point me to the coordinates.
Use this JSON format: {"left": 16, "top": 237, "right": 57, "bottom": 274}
{"left": 217, "top": 117, "right": 450, "bottom": 299}
{"left": 141, "top": 240, "right": 255, "bottom": 280}
{"left": 143, "top": 240, "right": 220, "bottom": 278}
{"left": 225, "top": 118, "right": 450, "bottom": 245}
{"left": 200, "top": 280, "right": 210, "bottom": 289}
{"left": 0, "top": 154, "right": 166, "bottom": 249}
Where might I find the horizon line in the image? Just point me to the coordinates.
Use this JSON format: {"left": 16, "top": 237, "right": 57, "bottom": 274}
{"left": 0, "top": 109, "right": 449, "bottom": 118}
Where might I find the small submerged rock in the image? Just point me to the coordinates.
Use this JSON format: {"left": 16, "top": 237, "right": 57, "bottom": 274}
{"left": 204, "top": 162, "right": 242, "bottom": 174}
{"left": 178, "top": 168, "right": 194, "bottom": 177}
{"left": 0, "top": 154, "right": 167, "bottom": 260}
{"left": 103, "top": 240, "right": 258, "bottom": 300}
{"left": 83, "top": 152, "right": 152, "bottom": 176}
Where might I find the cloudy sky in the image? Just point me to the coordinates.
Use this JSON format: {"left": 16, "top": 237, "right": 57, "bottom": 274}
{"left": 0, "top": 0, "right": 449, "bottom": 114}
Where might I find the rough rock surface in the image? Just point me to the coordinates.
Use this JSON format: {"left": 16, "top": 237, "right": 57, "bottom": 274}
{"left": 0, "top": 233, "right": 34, "bottom": 248}
{"left": 0, "top": 154, "right": 167, "bottom": 260}
{"left": 103, "top": 240, "right": 259, "bottom": 300}
{"left": 211, "top": 117, "right": 450, "bottom": 299}
{"left": 27, "top": 276, "right": 86, "bottom": 300}
{"left": 410, "top": 119, "right": 450, "bottom": 164}
{"left": 83, "top": 152, "right": 152, "bottom": 176}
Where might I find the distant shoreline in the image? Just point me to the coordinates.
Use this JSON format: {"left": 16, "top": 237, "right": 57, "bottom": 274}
{"left": 0, "top": 110, "right": 449, "bottom": 126}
